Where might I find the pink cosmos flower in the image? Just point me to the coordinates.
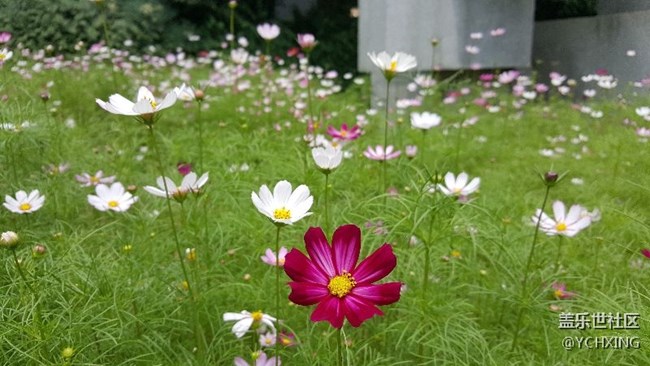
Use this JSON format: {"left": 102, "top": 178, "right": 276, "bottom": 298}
{"left": 0, "top": 32, "right": 11, "bottom": 44}
{"left": 363, "top": 145, "right": 401, "bottom": 161}
{"left": 551, "top": 282, "right": 575, "bottom": 300}
{"left": 284, "top": 225, "right": 401, "bottom": 328}
{"left": 327, "top": 123, "right": 361, "bottom": 141}
{"left": 297, "top": 34, "right": 317, "bottom": 52}
{"left": 261, "top": 247, "right": 288, "bottom": 267}
{"left": 498, "top": 70, "right": 520, "bottom": 84}
{"left": 177, "top": 162, "right": 192, "bottom": 176}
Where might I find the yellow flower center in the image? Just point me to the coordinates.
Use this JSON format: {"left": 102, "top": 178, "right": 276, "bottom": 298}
{"left": 278, "top": 258, "right": 285, "bottom": 266}
{"left": 19, "top": 203, "right": 31, "bottom": 211}
{"left": 554, "top": 289, "right": 564, "bottom": 299}
{"left": 251, "top": 311, "right": 264, "bottom": 322}
{"left": 264, "top": 337, "right": 273, "bottom": 345}
{"left": 340, "top": 130, "right": 348, "bottom": 137}
{"left": 453, "top": 187, "right": 462, "bottom": 195}
{"left": 389, "top": 60, "right": 398, "bottom": 72}
{"left": 328, "top": 272, "right": 356, "bottom": 298}
{"left": 0, "top": 54, "right": 5, "bottom": 61}
{"left": 451, "top": 250, "right": 462, "bottom": 258}
{"left": 273, "top": 207, "right": 291, "bottom": 220}
{"left": 147, "top": 98, "right": 158, "bottom": 109}
{"left": 555, "top": 222, "right": 567, "bottom": 232}
{"left": 90, "top": 176, "right": 100, "bottom": 184}
{"left": 108, "top": 200, "right": 119, "bottom": 208}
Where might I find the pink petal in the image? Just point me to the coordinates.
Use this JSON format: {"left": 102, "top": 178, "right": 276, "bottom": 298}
{"left": 331, "top": 224, "right": 360, "bottom": 273}
{"left": 304, "top": 227, "right": 336, "bottom": 277}
{"left": 351, "top": 282, "right": 401, "bottom": 305}
{"left": 343, "top": 294, "right": 384, "bottom": 327}
{"left": 284, "top": 249, "right": 328, "bottom": 285}
{"left": 288, "top": 282, "right": 329, "bottom": 305}
{"left": 310, "top": 296, "right": 345, "bottom": 328}
{"left": 352, "top": 244, "right": 397, "bottom": 284}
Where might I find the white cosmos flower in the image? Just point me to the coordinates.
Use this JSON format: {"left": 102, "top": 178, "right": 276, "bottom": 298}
{"left": 311, "top": 145, "right": 343, "bottom": 173}
{"left": 75, "top": 170, "right": 116, "bottom": 187}
{"left": 411, "top": 112, "right": 441, "bottom": 130}
{"left": 87, "top": 183, "right": 138, "bottom": 212}
{"left": 0, "top": 48, "right": 13, "bottom": 63}
{"left": 173, "top": 83, "right": 196, "bottom": 101}
{"left": 532, "top": 201, "right": 591, "bottom": 237}
{"left": 367, "top": 51, "right": 417, "bottom": 80}
{"left": 231, "top": 48, "right": 248, "bottom": 64}
{"left": 143, "top": 172, "right": 208, "bottom": 201}
{"left": 95, "top": 86, "right": 177, "bottom": 121}
{"left": 223, "top": 310, "right": 276, "bottom": 338}
{"left": 257, "top": 23, "right": 280, "bottom": 41}
{"left": 251, "top": 180, "right": 313, "bottom": 225}
{"left": 635, "top": 107, "right": 650, "bottom": 117}
{"left": 437, "top": 172, "right": 480, "bottom": 197}
{"left": 4, "top": 190, "right": 45, "bottom": 214}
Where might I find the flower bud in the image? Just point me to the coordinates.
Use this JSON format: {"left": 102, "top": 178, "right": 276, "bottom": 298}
{"left": 40, "top": 92, "right": 50, "bottom": 102}
{"left": 228, "top": 0, "right": 237, "bottom": 9}
{"left": 0, "top": 231, "right": 19, "bottom": 248}
{"left": 61, "top": 347, "right": 75, "bottom": 360}
{"left": 544, "top": 171, "right": 558, "bottom": 183}
{"left": 194, "top": 89, "right": 205, "bottom": 101}
{"left": 32, "top": 244, "right": 47, "bottom": 256}
{"left": 126, "top": 185, "right": 138, "bottom": 193}
{"left": 431, "top": 38, "right": 440, "bottom": 47}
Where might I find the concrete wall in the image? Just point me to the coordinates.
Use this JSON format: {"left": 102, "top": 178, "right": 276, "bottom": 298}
{"left": 358, "top": 0, "right": 535, "bottom": 104}
{"left": 533, "top": 10, "right": 650, "bottom": 86}
{"left": 598, "top": 0, "right": 650, "bottom": 14}
{"left": 358, "top": 0, "right": 535, "bottom": 72}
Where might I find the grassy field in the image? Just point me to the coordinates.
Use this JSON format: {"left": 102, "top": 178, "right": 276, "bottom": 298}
{"left": 0, "top": 48, "right": 649, "bottom": 365}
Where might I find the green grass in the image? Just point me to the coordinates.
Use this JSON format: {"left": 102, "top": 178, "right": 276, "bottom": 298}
{"left": 0, "top": 56, "right": 649, "bottom": 366}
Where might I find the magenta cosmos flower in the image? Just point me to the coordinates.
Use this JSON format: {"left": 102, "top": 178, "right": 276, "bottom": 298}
{"left": 284, "top": 224, "right": 401, "bottom": 328}
{"left": 327, "top": 123, "right": 361, "bottom": 141}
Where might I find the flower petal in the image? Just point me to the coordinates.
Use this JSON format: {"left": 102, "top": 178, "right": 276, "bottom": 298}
{"left": 343, "top": 294, "right": 384, "bottom": 327}
{"left": 310, "top": 296, "right": 345, "bottom": 329}
{"left": 351, "top": 282, "right": 401, "bottom": 305}
{"left": 352, "top": 244, "right": 396, "bottom": 284}
{"left": 304, "top": 227, "right": 336, "bottom": 277}
{"left": 232, "top": 317, "right": 254, "bottom": 338}
{"left": 331, "top": 224, "right": 360, "bottom": 273}
{"left": 288, "top": 282, "right": 329, "bottom": 305}
{"left": 284, "top": 248, "right": 328, "bottom": 285}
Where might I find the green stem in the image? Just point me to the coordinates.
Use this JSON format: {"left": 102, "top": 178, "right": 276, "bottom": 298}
{"left": 197, "top": 100, "right": 204, "bottom": 174}
{"left": 229, "top": 8, "right": 235, "bottom": 48}
{"left": 555, "top": 236, "right": 564, "bottom": 272}
{"left": 511, "top": 184, "right": 552, "bottom": 351}
{"left": 274, "top": 225, "right": 282, "bottom": 366}
{"left": 148, "top": 126, "right": 206, "bottom": 358}
{"left": 382, "top": 80, "right": 391, "bottom": 206}
{"left": 454, "top": 124, "right": 463, "bottom": 170}
{"left": 324, "top": 173, "right": 330, "bottom": 234}
{"left": 12, "top": 248, "right": 45, "bottom": 342}
{"left": 337, "top": 327, "right": 343, "bottom": 366}
{"left": 305, "top": 56, "right": 316, "bottom": 136}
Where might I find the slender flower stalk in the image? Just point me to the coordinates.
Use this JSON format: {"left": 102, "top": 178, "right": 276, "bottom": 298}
{"left": 337, "top": 327, "right": 342, "bottom": 366}
{"left": 511, "top": 179, "right": 553, "bottom": 350}
{"left": 228, "top": 1, "right": 237, "bottom": 48}
{"left": 9, "top": 247, "right": 45, "bottom": 344}
{"left": 382, "top": 82, "right": 390, "bottom": 205}
{"left": 148, "top": 127, "right": 207, "bottom": 358}
{"left": 555, "top": 236, "right": 564, "bottom": 272}
{"left": 274, "top": 225, "right": 282, "bottom": 365}
{"left": 324, "top": 173, "right": 330, "bottom": 234}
